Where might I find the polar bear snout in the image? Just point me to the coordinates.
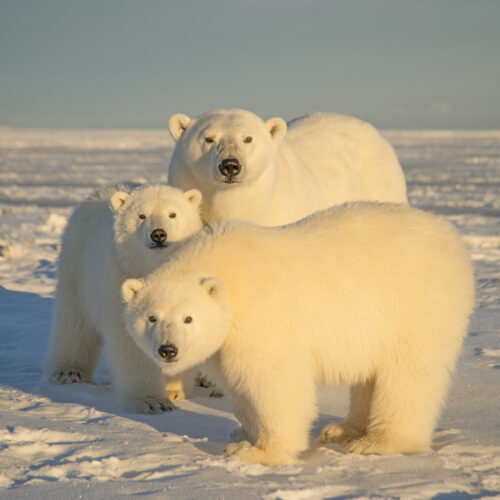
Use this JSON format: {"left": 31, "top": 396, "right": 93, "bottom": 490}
{"left": 149, "top": 228, "right": 168, "bottom": 247}
{"left": 218, "top": 158, "right": 241, "bottom": 183}
{"left": 158, "top": 342, "right": 178, "bottom": 362}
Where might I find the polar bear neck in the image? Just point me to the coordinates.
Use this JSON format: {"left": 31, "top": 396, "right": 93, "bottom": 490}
{"left": 201, "top": 165, "right": 279, "bottom": 226}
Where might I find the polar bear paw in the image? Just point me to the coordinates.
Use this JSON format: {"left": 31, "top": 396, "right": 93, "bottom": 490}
{"left": 209, "top": 387, "right": 224, "bottom": 398}
{"left": 196, "top": 374, "right": 224, "bottom": 397}
{"left": 224, "top": 441, "right": 295, "bottom": 466}
{"left": 51, "top": 369, "right": 91, "bottom": 384}
{"left": 125, "top": 396, "right": 176, "bottom": 414}
{"left": 319, "top": 423, "right": 363, "bottom": 444}
{"left": 344, "top": 432, "right": 395, "bottom": 455}
{"left": 166, "top": 388, "right": 188, "bottom": 401}
{"left": 230, "top": 426, "right": 250, "bottom": 442}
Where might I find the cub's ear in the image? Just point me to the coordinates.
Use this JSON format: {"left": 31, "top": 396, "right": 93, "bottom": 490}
{"left": 122, "top": 278, "right": 144, "bottom": 303}
{"left": 110, "top": 191, "right": 130, "bottom": 212}
{"left": 169, "top": 113, "right": 192, "bottom": 142}
{"left": 184, "top": 188, "right": 202, "bottom": 208}
{"left": 265, "top": 117, "right": 287, "bottom": 143}
{"left": 200, "top": 277, "right": 224, "bottom": 298}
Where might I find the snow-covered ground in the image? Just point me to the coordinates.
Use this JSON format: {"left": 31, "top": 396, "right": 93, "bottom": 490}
{"left": 0, "top": 127, "right": 499, "bottom": 499}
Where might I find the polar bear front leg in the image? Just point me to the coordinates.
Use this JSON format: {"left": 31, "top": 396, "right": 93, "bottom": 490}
{"left": 165, "top": 367, "right": 197, "bottom": 400}
{"left": 229, "top": 393, "right": 256, "bottom": 443}
{"left": 105, "top": 323, "right": 175, "bottom": 414}
{"left": 224, "top": 370, "right": 317, "bottom": 466}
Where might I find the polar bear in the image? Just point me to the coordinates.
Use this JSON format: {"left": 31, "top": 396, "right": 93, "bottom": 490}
{"left": 168, "top": 109, "right": 407, "bottom": 226}
{"left": 44, "top": 183, "right": 203, "bottom": 412}
{"left": 121, "top": 202, "right": 474, "bottom": 464}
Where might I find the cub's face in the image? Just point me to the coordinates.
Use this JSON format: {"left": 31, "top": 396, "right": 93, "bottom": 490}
{"left": 122, "top": 271, "right": 230, "bottom": 376}
{"left": 169, "top": 110, "right": 287, "bottom": 188}
{"left": 111, "top": 185, "right": 203, "bottom": 272}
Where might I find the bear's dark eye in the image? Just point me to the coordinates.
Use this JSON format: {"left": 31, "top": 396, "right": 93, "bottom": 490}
{"left": 169, "top": 212, "right": 176, "bottom": 219}
{"left": 205, "top": 136, "right": 214, "bottom": 144}
{"left": 184, "top": 316, "right": 193, "bottom": 324}
{"left": 243, "top": 136, "right": 253, "bottom": 143}
{"left": 148, "top": 315, "right": 157, "bottom": 323}
{"left": 139, "top": 214, "right": 146, "bottom": 220}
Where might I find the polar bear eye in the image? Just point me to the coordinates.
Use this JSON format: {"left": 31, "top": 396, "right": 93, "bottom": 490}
{"left": 204, "top": 136, "right": 214, "bottom": 144}
{"left": 243, "top": 136, "right": 253, "bottom": 143}
{"left": 148, "top": 315, "right": 157, "bottom": 323}
{"left": 169, "top": 212, "right": 176, "bottom": 219}
{"left": 139, "top": 214, "right": 146, "bottom": 220}
{"left": 184, "top": 316, "right": 193, "bottom": 324}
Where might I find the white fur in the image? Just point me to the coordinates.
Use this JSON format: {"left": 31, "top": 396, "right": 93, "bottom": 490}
{"left": 122, "top": 202, "right": 474, "bottom": 464}
{"left": 168, "top": 109, "right": 407, "bottom": 226}
{"left": 44, "top": 183, "right": 203, "bottom": 412}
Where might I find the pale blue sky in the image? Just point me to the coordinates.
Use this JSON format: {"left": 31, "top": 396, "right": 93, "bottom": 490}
{"left": 1, "top": 0, "right": 499, "bottom": 129}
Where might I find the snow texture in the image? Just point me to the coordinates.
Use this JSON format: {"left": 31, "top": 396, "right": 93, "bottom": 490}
{"left": 0, "top": 127, "right": 499, "bottom": 499}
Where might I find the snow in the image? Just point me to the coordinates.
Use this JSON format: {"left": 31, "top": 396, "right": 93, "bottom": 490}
{"left": 0, "top": 128, "right": 499, "bottom": 499}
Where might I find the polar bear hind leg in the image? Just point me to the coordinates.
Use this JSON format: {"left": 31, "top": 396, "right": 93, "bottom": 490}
{"left": 345, "top": 358, "right": 450, "bottom": 455}
{"left": 45, "top": 287, "right": 102, "bottom": 384}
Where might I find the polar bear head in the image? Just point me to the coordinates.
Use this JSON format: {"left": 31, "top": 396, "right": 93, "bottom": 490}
{"left": 121, "top": 269, "right": 230, "bottom": 376}
{"left": 110, "top": 184, "right": 203, "bottom": 275}
{"left": 168, "top": 109, "right": 287, "bottom": 189}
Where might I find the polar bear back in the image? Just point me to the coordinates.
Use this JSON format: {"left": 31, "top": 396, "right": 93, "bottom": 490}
{"left": 163, "top": 202, "right": 473, "bottom": 385}
{"left": 272, "top": 113, "right": 407, "bottom": 219}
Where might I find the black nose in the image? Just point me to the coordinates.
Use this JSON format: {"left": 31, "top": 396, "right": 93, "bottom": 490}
{"left": 150, "top": 228, "right": 167, "bottom": 243}
{"left": 158, "top": 343, "right": 178, "bottom": 361}
{"left": 218, "top": 158, "right": 241, "bottom": 179}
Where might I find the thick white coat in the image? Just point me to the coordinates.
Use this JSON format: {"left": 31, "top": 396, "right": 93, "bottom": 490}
{"left": 122, "top": 202, "right": 474, "bottom": 464}
{"left": 44, "top": 184, "right": 203, "bottom": 412}
{"left": 168, "top": 109, "right": 407, "bottom": 226}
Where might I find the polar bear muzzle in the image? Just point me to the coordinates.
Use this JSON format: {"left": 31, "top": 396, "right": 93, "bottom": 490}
{"left": 149, "top": 228, "right": 168, "bottom": 248}
{"left": 218, "top": 158, "right": 241, "bottom": 183}
{"left": 158, "top": 342, "right": 178, "bottom": 362}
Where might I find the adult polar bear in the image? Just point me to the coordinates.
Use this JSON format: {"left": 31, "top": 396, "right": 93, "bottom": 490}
{"left": 168, "top": 109, "right": 407, "bottom": 226}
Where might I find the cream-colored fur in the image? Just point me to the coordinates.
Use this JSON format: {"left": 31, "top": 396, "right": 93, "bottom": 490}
{"left": 122, "top": 202, "right": 474, "bottom": 464}
{"left": 44, "top": 184, "right": 203, "bottom": 413}
{"left": 168, "top": 109, "right": 407, "bottom": 226}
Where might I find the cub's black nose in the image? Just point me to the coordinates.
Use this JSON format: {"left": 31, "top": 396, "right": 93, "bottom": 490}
{"left": 150, "top": 228, "right": 167, "bottom": 243}
{"left": 158, "top": 343, "right": 178, "bottom": 361}
{"left": 218, "top": 158, "right": 241, "bottom": 179}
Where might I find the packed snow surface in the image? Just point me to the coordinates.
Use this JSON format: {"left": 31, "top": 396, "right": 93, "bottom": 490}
{"left": 0, "top": 127, "right": 499, "bottom": 499}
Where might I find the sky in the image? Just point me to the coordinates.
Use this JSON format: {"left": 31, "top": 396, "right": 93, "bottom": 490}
{"left": 0, "top": 0, "right": 499, "bottom": 130}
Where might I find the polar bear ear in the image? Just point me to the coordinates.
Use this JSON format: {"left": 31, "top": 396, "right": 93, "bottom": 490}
{"left": 121, "top": 278, "right": 145, "bottom": 303}
{"left": 110, "top": 191, "right": 130, "bottom": 212}
{"left": 169, "top": 113, "right": 192, "bottom": 142}
{"left": 184, "top": 189, "right": 202, "bottom": 209}
{"left": 200, "top": 277, "right": 223, "bottom": 298}
{"left": 265, "top": 117, "right": 287, "bottom": 143}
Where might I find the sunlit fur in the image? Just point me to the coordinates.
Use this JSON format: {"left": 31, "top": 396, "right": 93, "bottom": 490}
{"left": 123, "top": 202, "right": 474, "bottom": 464}
{"left": 168, "top": 109, "right": 407, "bottom": 226}
{"left": 44, "top": 184, "right": 203, "bottom": 412}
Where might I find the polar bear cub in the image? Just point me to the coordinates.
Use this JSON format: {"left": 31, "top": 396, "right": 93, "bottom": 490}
{"left": 122, "top": 202, "right": 474, "bottom": 464}
{"left": 45, "top": 183, "right": 203, "bottom": 413}
{"left": 168, "top": 109, "right": 407, "bottom": 226}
